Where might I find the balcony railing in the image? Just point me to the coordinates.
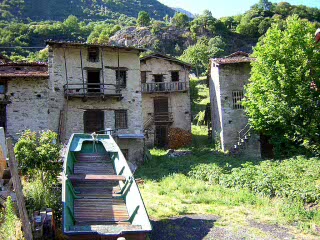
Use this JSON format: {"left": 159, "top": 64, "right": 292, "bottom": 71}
{"left": 63, "top": 83, "right": 122, "bottom": 99}
{"left": 141, "top": 82, "right": 188, "bottom": 93}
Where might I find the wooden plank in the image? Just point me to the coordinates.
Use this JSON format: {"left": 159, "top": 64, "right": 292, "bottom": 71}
{"left": 69, "top": 174, "right": 126, "bottom": 181}
{"left": 7, "top": 138, "right": 33, "bottom": 240}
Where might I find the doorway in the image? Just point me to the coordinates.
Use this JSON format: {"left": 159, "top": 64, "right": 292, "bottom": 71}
{"left": 154, "top": 74, "right": 164, "bottom": 91}
{"left": 155, "top": 125, "right": 168, "bottom": 147}
{"left": 87, "top": 71, "right": 100, "bottom": 93}
{"left": 154, "top": 98, "right": 169, "bottom": 122}
{"left": 83, "top": 110, "right": 104, "bottom": 133}
{"left": 0, "top": 104, "right": 6, "bottom": 130}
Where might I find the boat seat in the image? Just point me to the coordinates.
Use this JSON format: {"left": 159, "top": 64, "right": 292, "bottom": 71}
{"left": 69, "top": 174, "right": 126, "bottom": 182}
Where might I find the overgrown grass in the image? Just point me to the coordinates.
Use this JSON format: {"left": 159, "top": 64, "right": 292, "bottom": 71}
{"left": 136, "top": 149, "right": 320, "bottom": 236}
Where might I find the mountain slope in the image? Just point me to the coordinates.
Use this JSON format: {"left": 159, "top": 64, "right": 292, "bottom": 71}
{"left": 0, "top": 0, "right": 176, "bottom": 21}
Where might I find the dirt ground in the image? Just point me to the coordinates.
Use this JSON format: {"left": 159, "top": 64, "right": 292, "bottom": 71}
{"left": 148, "top": 214, "right": 309, "bottom": 240}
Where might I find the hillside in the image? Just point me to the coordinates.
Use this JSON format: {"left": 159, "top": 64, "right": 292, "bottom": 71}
{"left": 0, "top": 0, "right": 175, "bottom": 21}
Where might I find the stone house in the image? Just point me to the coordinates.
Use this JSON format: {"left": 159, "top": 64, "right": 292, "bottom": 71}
{"left": 0, "top": 42, "right": 146, "bottom": 165}
{"left": 140, "top": 53, "right": 192, "bottom": 147}
{"left": 209, "top": 52, "right": 260, "bottom": 157}
{"left": 0, "top": 62, "right": 49, "bottom": 139}
{"left": 46, "top": 41, "right": 145, "bottom": 164}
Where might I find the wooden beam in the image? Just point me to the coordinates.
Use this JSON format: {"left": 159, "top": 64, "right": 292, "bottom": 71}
{"left": 7, "top": 138, "right": 33, "bottom": 240}
{"left": 69, "top": 174, "right": 126, "bottom": 182}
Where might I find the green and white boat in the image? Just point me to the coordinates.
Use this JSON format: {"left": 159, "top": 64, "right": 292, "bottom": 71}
{"left": 62, "top": 133, "right": 152, "bottom": 240}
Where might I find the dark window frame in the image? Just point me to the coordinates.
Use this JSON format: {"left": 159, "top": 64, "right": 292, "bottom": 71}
{"left": 171, "top": 71, "right": 179, "bottom": 82}
{"left": 116, "top": 70, "right": 127, "bottom": 88}
{"left": 232, "top": 91, "right": 244, "bottom": 109}
{"left": 141, "top": 71, "right": 147, "bottom": 83}
{"left": 88, "top": 47, "right": 99, "bottom": 62}
{"left": 115, "top": 110, "right": 128, "bottom": 129}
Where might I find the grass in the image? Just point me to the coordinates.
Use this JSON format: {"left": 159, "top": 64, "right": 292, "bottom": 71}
{"left": 137, "top": 151, "right": 320, "bottom": 238}
{"left": 136, "top": 76, "right": 320, "bottom": 239}
{"left": 136, "top": 126, "right": 320, "bottom": 238}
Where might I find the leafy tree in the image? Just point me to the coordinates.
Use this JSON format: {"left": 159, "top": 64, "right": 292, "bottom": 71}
{"left": 137, "top": 11, "right": 151, "bottom": 27}
{"left": 15, "top": 130, "right": 62, "bottom": 180}
{"left": 172, "top": 12, "right": 189, "bottom": 28}
{"left": 243, "top": 16, "right": 320, "bottom": 156}
{"left": 179, "top": 37, "right": 225, "bottom": 76}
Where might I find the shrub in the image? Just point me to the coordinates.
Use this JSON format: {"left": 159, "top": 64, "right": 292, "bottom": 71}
{"left": 0, "top": 197, "right": 24, "bottom": 240}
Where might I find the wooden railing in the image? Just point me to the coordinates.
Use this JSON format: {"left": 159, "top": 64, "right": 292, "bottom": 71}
{"left": 63, "top": 83, "right": 122, "bottom": 98}
{"left": 141, "top": 82, "right": 188, "bottom": 93}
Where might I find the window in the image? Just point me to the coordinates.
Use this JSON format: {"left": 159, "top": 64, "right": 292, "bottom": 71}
{"left": 84, "top": 110, "right": 104, "bottom": 133}
{"left": 141, "top": 71, "right": 147, "bottom": 83}
{"left": 232, "top": 91, "right": 244, "bottom": 109}
{"left": 115, "top": 110, "right": 128, "bottom": 129}
{"left": 116, "top": 70, "right": 127, "bottom": 88}
{"left": 88, "top": 47, "right": 99, "bottom": 62}
{"left": 171, "top": 71, "right": 179, "bottom": 82}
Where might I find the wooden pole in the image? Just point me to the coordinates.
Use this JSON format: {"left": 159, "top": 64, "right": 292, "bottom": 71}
{"left": 7, "top": 138, "right": 33, "bottom": 240}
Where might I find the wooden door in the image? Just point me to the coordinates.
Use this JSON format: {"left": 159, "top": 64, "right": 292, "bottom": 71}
{"left": 83, "top": 110, "right": 104, "bottom": 133}
{"left": 154, "top": 98, "right": 169, "bottom": 122}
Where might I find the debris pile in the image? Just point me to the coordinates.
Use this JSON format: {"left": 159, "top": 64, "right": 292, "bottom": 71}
{"left": 168, "top": 149, "right": 192, "bottom": 158}
{"left": 168, "top": 128, "right": 192, "bottom": 149}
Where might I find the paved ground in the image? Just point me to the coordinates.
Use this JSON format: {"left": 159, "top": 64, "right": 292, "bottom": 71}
{"left": 149, "top": 214, "right": 297, "bottom": 240}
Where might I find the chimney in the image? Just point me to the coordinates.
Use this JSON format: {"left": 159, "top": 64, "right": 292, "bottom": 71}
{"left": 124, "top": 34, "right": 133, "bottom": 47}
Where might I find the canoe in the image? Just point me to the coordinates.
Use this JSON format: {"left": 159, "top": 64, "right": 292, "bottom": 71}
{"left": 62, "top": 133, "right": 152, "bottom": 240}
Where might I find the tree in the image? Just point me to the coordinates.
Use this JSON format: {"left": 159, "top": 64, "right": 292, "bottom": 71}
{"left": 179, "top": 37, "right": 225, "bottom": 76}
{"left": 243, "top": 16, "right": 320, "bottom": 156}
{"left": 137, "top": 11, "right": 151, "bottom": 27}
{"left": 14, "top": 130, "right": 62, "bottom": 179}
{"left": 172, "top": 12, "right": 189, "bottom": 28}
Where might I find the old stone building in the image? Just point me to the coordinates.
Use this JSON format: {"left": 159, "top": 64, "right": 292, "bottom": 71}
{"left": 0, "top": 62, "right": 49, "bottom": 139}
{"left": 46, "top": 41, "right": 145, "bottom": 164}
{"left": 0, "top": 42, "right": 147, "bottom": 165}
{"left": 140, "top": 53, "right": 192, "bottom": 147}
{"left": 209, "top": 52, "right": 260, "bottom": 157}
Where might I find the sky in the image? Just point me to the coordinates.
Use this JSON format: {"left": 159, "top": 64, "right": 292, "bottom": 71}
{"left": 158, "top": 0, "right": 320, "bottom": 18}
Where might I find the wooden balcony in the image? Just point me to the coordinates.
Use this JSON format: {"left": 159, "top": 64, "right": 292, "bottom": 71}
{"left": 141, "top": 82, "right": 188, "bottom": 93}
{"left": 64, "top": 83, "right": 122, "bottom": 99}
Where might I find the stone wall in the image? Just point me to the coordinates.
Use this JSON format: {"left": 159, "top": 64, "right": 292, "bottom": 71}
{"left": 48, "top": 45, "right": 144, "bottom": 164}
{"left": 6, "top": 77, "right": 49, "bottom": 140}
{"left": 140, "top": 57, "right": 191, "bottom": 147}
{"left": 209, "top": 61, "right": 260, "bottom": 157}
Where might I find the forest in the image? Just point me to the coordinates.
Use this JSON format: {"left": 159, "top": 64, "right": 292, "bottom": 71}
{"left": 0, "top": 0, "right": 319, "bottom": 72}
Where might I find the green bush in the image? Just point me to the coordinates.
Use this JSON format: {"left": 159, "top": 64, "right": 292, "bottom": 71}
{"left": 0, "top": 197, "right": 24, "bottom": 240}
{"left": 219, "top": 156, "right": 320, "bottom": 203}
{"left": 188, "top": 163, "right": 224, "bottom": 184}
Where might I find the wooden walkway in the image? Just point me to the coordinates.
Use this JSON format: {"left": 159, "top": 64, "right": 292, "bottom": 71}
{"left": 69, "top": 152, "right": 141, "bottom": 231}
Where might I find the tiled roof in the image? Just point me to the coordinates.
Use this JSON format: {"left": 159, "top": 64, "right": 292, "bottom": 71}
{"left": 0, "top": 63, "right": 48, "bottom": 78}
{"left": 46, "top": 40, "right": 146, "bottom": 52}
{"left": 140, "top": 53, "right": 192, "bottom": 68}
{"left": 211, "top": 51, "right": 255, "bottom": 65}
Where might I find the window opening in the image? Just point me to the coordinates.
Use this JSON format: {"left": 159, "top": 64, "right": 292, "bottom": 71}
{"left": 115, "top": 110, "right": 128, "bottom": 129}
